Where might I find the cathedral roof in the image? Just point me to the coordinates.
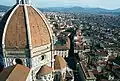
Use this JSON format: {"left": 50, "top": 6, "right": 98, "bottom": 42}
{"left": 0, "top": 0, "right": 52, "bottom": 50}
{"left": 54, "top": 56, "right": 67, "bottom": 70}
{"left": 0, "top": 64, "right": 30, "bottom": 81}
{"left": 36, "top": 65, "right": 53, "bottom": 76}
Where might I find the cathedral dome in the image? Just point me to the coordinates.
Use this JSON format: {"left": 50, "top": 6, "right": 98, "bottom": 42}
{"left": 0, "top": 0, "right": 52, "bottom": 50}
{"left": 0, "top": 0, "right": 53, "bottom": 73}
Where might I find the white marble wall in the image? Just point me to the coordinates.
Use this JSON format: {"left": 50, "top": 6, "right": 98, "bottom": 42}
{"left": 36, "top": 72, "right": 53, "bottom": 81}
{"left": 54, "top": 67, "right": 67, "bottom": 80}
{"left": 53, "top": 50, "right": 69, "bottom": 58}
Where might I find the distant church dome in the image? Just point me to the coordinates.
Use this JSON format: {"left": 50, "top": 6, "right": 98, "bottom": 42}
{"left": 0, "top": 0, "right": 52, "bottom": 52}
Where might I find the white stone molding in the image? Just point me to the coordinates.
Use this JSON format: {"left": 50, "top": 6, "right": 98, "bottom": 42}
{"left": 24, "top": 4, "right": 32, "bottom": 50}
{"left": 2, "top": 5, "right": 19, "bottom": 47}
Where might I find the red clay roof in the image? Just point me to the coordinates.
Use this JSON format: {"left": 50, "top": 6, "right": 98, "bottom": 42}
{"left": 91, "top": 70, "right": 99, "bottom": 75}
{"left": 0, "top": 64, "right": 30, "bottom": 81}
{"left": 37, "top": 65, "right": 53, "bottom": 76}
{"left": 27, "top": 6, "right": 51, "bottom": 48}
{"left": 96, "top": 50, "right": 108, "bottom": 56}
{"left": 108, "top": 55, "right": 116, "bottom": 61}
{"left": 5, "top": 6, "right": 27, "bottom": 49}
{"left": 112, "top": 65, "right": 120, "bottom": 69}
{"left": 3, "top": 5, "right": 52, "bottom": 49}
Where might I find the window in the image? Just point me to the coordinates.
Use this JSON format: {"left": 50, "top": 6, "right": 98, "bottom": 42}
{"left": 41, "top": 55, "right": 46, "bottom": 60}
{"left": 54, "top": 55, "right": 57, "bottom": 59}
{"left": 39, "top": 77, "right": 42, "bottom": 79}
{"left": 63, "top": 73, "right": 65, "bottom": 79}
{"left": 44, "top": 76, "right": 47, "bottom": 79}
{"left": 13, "top": 58, "right": 23, "bottom": 65}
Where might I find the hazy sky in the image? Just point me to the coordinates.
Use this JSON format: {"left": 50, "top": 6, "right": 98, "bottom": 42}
{"left": 1, "top": 0, "right": 120, "bottom": 9}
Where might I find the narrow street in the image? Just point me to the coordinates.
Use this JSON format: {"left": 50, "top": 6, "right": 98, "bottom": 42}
{"left": 66, "top": 28, "right": 85, "bottom": 81}
{"left": 66, "top": 56, "right": 85, "bottom": 81}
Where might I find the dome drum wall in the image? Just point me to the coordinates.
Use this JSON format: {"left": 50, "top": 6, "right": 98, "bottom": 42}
{"left": 3, "top": 49, "right": 30, "bottom": 67}
{"left": 31, "top": 52, "right": 52, "bottom": 68}
{"left": 4, "top": 57, "right": 27, "bottom": 67}
{"left": 31, "top": 44, "right": 51, "bottom": 57}
{"left": 30, "top": 49, "right": 52, "bottom": 80}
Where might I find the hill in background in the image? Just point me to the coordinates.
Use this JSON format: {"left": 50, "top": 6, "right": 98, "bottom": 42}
{"left": 0, "top": 5, "right": 120, "bottom": 15}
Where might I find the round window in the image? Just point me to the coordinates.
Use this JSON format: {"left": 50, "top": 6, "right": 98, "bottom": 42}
{"left": 41, "top": 55, "right": 46, "bottom": 60}
{"left": 13, "top": 58, "right": 23, "bottom": 65}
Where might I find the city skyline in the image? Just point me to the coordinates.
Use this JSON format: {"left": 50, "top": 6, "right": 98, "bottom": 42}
{"left": 1, "top": 0, "right": 120, "bottom": 10}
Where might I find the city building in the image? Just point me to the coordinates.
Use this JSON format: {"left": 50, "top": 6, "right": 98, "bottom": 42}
{"left": 53, "top": 36, "right": 70, "bottom": 58}
{"left": 54, "top": 56, "right": 74, "bottom": 81}
{"left": 36, "top": 65, "right": 53, "bottom": 81}
{"left": 0, "top": 64, "right": 30, "bottom": 81}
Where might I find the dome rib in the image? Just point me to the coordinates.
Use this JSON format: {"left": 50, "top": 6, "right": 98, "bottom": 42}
{"left": 23, "top": 4, "right": 32, "bottom": 49}
{"left": 0, "top": 5, "right": 17, "bottom": 48}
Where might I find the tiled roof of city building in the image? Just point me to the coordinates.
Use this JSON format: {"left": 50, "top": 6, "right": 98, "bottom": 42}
{"left": 54, "top": 36, "right": 70, "bottom": 50}
{"left": 112, "top": 65, "right": 120, "bottom": 69}
{"left": 0, "top": 64, "right": 30, "bottom": 81}
{"left": 96, "top": 50, "right": 108, "bottom": 56}
{"left": 108, "top": 55, "right": 116, "bottom": 61}
{"left": 36, "top": 65, "right": 53, "bottom": 76}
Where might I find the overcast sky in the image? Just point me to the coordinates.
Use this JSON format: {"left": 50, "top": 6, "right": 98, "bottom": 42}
{"left": 1, "top": 0, "right": 120, "bottom": 9}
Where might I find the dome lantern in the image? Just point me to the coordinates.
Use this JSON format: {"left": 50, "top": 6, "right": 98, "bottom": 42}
{"left": 16, "top": 0, "right": 31, "bottom": 4}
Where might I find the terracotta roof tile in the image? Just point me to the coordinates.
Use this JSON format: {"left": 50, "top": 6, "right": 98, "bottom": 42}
{"left": 5, "top": 6, "right": 27, "bottom": 49}
{"left": 96, "top": 50, "right": 108, "bottom": 56}
{"left": 2, "top": 5, "right": 52, "bottom": 49}
{"left": 0, "top": 64, "right": 30, "bottom": 81}
{"left": 112, "top": 65, "right": 120, "bottom": 69}
{"left": 27, "top": 6, "right": 51, "bottom": 48}
{"left": 108, "top": 55, "right": 116, "bottom": 61}
{"left": 36, "top": 65, "right": 53, "bottom": 76}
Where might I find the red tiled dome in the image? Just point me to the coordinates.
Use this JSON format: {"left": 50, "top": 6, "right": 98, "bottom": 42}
{"left": 0, "top": 0, "right": 53, "bottom": 55}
